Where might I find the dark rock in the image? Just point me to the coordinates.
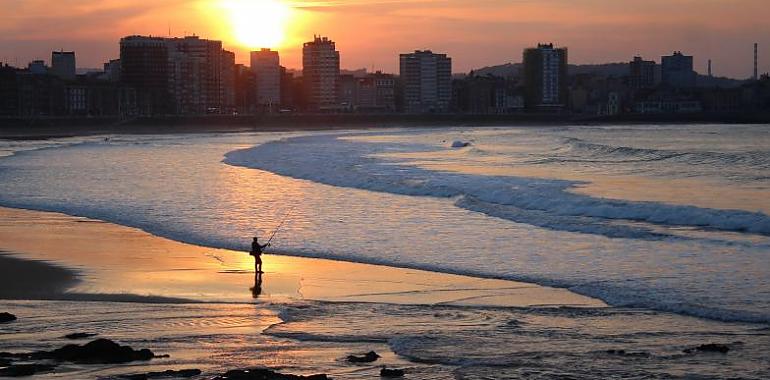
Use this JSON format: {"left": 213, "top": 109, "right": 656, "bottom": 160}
{"left": 0, "top": 312, "right": 16, "bottom": 323}
{"left": 213, "top": 368, "right": 328, "bottom": 380}
{"left": 605, "top": 349, "right": 650, "bottom": 358}
{"left": 380, "top": 367, "right": 405, "bottom": 377}
{"left": 45, "top": 339, "right": 155, "bottom": 363}
{"left": 2, "top": 339, "right": 156, "bottom": 364}
{"left": 119, "top": 368, "right": 202, "bottom": 379}
{"left": 0, "top": 358, "right": 10, "bottom": 366}
{"left": 64, "top": 332, "right": 99, "bottom": 340}
{"left": 0, "top": 364, "right": 56, "bottom": 377}
{"left": 683, "top": 343, "right": 730, "bottom": 354}
{"left": 0, "top": 351, "right": 29, "bottom": 360}
{"left": 346, "top": 350, "right": 380, "bottom": 363}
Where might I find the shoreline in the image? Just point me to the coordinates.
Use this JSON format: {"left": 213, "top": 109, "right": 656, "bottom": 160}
{"left": 0, "top": 206, "right": 605, "bottom": 308}
{"left": 2, "top": 113, "right": 769, "bottom": 140}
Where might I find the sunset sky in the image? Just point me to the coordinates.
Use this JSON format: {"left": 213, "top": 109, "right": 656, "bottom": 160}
{"left": 1, "top": 0, "right": 768, "bottom": 78}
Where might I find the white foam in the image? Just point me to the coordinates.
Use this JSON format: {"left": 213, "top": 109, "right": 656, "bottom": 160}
{"left": 224, "top": 134, "right": 770, "bottom": 237}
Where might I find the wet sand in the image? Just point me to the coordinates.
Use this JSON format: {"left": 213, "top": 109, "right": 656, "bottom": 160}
{"left": 2, "top": 210, "right": 767, "bottom": 380}
{"left": 0, "top": 254, "right": 78, "bottom": 299}
{"left": 0, "top": 206, "right": 604, "bottom": 308}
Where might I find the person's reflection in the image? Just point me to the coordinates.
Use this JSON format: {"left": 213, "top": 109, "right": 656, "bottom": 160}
{"left": 250, "top": 271, "right": 263, "bottom": 298}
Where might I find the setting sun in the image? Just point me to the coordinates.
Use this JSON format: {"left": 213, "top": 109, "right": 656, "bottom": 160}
{"left": 220, "top": 0, "right": 292, "bottom": 49}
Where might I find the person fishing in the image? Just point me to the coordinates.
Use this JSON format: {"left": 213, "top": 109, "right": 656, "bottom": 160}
{"left": 250, "top": 237, "right": 269, "bottom": 273}
{"left": 249, "top": 206, "right": 295, "bottom": 275}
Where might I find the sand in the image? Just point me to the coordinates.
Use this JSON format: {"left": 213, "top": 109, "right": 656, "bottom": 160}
{"left": 0, "top": 254, "right": 78, "bottom": 299}
{"left": 0, "top": 206, "right": 604, "bottom": 308}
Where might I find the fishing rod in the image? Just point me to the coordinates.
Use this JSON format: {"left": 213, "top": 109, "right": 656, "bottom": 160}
{"left": 265, "top": 205, "right": 297, "bottom": 246}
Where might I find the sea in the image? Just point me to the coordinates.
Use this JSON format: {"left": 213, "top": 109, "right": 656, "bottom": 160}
{"left": 0, "top": 124, "right": 768, "bottom": 379}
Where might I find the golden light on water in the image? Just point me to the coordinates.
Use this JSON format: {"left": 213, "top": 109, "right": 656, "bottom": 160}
{"left": 219, "top": 0, "right": 293, "bottom": 49}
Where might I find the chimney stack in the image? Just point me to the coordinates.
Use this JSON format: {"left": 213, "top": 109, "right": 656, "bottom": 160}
{"left": 754, "top": 43, "right": 758, "bottom": 80}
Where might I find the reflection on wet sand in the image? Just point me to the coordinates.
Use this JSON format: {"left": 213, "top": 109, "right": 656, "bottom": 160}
{"left": 0, "top": 207, "right": 605, "bottom": 307}
{"left": 251, "top": 272, "right": 263, "bottom": 299}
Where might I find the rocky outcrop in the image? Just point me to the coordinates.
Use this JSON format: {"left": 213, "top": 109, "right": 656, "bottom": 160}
{"left": 346, "top": 350, "right": 380, "bottom": 363}
{"left": 0, "top": 339, "right": 155, "bottom": 364}
{"left": 64, "top": 332, "right": 99, "bottom": 340}
{"left": 212, "top": 368, "right": 328, "bottom": 380}
{"left": 0, "top": 364, "right": 56, "bottom": 377}
{"left": 605, "top": 349, "right": 651, "bottom": 358}
{"left": 380, "top": 367, "right": 405, "bottom": 377}
{"left": 683, "top": 343, "right": 730, "bottom": 354}
{"left": 118, "top": 368, "right": 202, "bottom": 379}
{"left": 0, "top": 312, "right": 16, "bottom": 323}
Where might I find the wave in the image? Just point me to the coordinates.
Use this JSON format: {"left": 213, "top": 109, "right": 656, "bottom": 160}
{"left": 570, "top": 283, "right": 770, "bottom": 324}
{"left": 1, "top": 130, "right": 767, "bottom": 326}
{"left": 553, "top": 137, "right": 770, "bottom": 170}
{"left": 224, "top": 135, "right": 770, "bottom": 238}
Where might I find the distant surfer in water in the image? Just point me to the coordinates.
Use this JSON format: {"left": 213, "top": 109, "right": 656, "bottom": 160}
{"left": 250, "top": 236, "right": 269, "bottom": 273}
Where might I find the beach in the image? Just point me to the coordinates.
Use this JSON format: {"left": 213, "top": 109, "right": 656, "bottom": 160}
{"left": 0, "top": 206, "right": 602, "bottom": 307}
{"left": 1, "top": 206, "right": 767, "bottom": 379}
{"left": 0, "top": 125, "right": 768, "bottom": 379}
{"left": 0, "top": 206, "right": 607, "bottom": 378}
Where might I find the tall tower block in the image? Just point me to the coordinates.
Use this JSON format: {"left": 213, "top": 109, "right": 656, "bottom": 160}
{"left": 754, "top": 43, "right": 758, "bottom": 80}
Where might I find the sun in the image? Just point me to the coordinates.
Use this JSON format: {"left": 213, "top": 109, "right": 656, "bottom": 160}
{"left": 220, "top": 0, "right": 292, "bottom": 49}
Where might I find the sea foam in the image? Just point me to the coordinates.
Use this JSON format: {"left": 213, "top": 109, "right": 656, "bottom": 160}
{"left": 224, "top": 134, "right": 770, "bottom": 239}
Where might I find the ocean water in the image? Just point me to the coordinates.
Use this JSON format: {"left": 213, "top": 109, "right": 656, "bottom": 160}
{"left": 0, "top": 125, "right": 767, "bottom": 323}
{"left": 5, "top": 299, "right": 766, "bottom": 379}
{"left": 0, "top": 124, "right": 769, "bottom": 378}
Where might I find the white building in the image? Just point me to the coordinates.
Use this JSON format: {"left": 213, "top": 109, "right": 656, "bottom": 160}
{"left": 399, "top": 50, "right": 452, "bottom": 113}
{"left": 522, "top": 43, "right": 568, "bottom": 110}
{"left": 250, "top": 49, "right": 281, "bottom": 108}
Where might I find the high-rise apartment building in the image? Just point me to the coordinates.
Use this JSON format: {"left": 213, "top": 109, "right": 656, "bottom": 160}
{"left": 120, "top": 35, "right": 235, "bottom": 115}
{"left": 399, "top": 50, "right": 452, "bottom": 113}
{"left": 166, "top": 36, "right": 225, "bottom": 114}
{"left": 221, "top": 50, "right": 236, "bottom": 113}
{"left": 51, "top": 51, "right": 76, "bottom": 81}
{"left": 280, "top": 67, "right": 294, "bottom": 109}
{"left": 120, "top": 36, "right": 170, "bottom": 115}
{"left": 303, "top": 36, "right": 340, "bottom": 111}
{"left": 250, "top": 48, "right": 281, "bottom": 108}
{"left": 661, "top": 51, "right": 696, "bottom": 88}
{"left": 234, "top": 64, "right": 256, "bottom": 113}
{"left": 629, "top": 56, "right": 656, "bottom": 89}
{"left": 522, "top": 43, "right": 568, "bottom": 110}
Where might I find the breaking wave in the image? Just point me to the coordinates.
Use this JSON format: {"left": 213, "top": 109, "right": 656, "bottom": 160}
{"left": 552, "top": 137, "right": 770, "bottom": 171}
{"left": 224, "top": 134, "right": 770, "bottom": 239}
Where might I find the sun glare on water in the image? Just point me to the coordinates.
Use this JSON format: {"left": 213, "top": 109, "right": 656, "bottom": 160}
{"left": 220, "top": 0, "right": 292, "bottom": 49}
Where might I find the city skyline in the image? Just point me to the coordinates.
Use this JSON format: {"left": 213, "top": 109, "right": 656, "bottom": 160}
{"left": 1, "top": 0, "right": 769, "bottom": 78}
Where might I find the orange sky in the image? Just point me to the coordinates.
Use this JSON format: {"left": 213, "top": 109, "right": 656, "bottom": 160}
{"left": 1, "top": 0, "right": 768, "bottom": 78}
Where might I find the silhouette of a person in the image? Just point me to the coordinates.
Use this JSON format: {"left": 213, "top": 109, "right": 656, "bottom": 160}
{"left": 250, "top": 237, "right": 269, "bottom": 273}
{"left": 250, "top": 272, "right": 263, "bottom": 298}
